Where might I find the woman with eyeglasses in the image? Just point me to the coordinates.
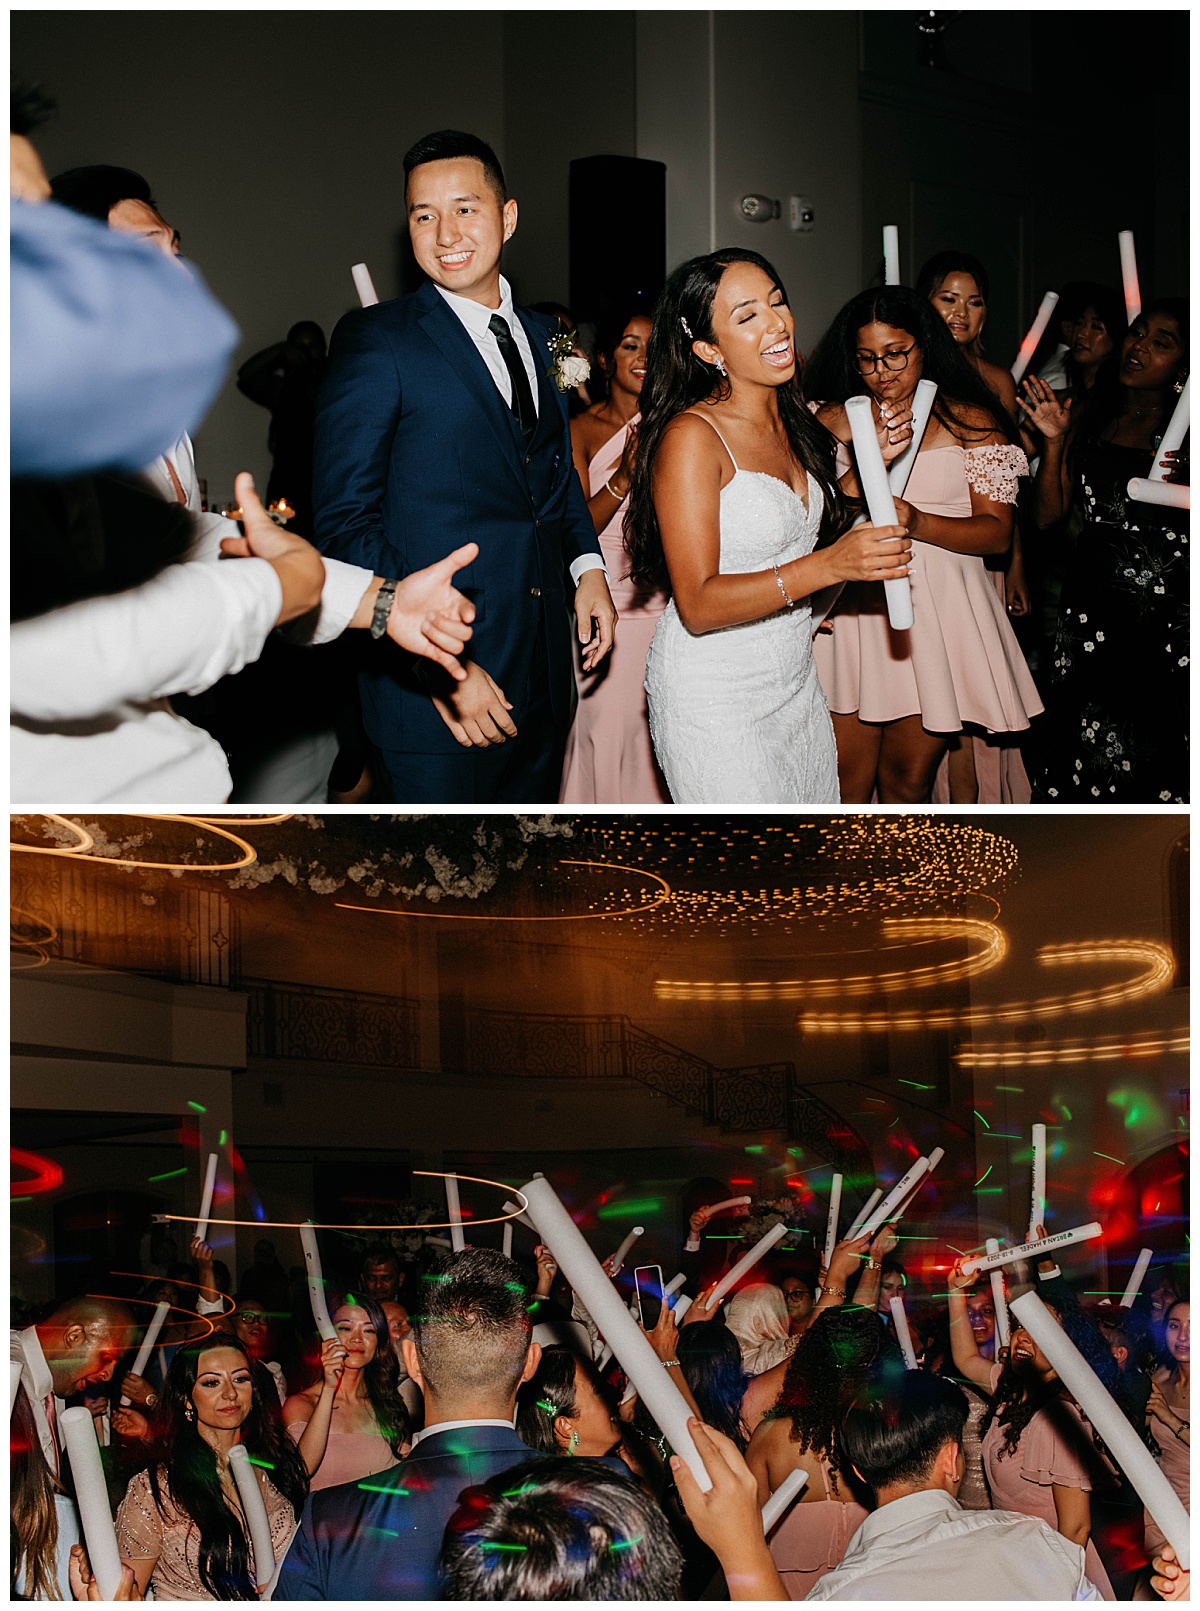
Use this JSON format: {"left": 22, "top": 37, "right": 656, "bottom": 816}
{"left": 805, "top": 286, "right": 1041, "bottom": 803}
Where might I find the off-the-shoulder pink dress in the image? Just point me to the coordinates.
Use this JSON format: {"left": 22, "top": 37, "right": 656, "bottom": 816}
{"left": 286, "top": 1420, "right": 399, "bottom": 1491}
{"left": 814, "top": 441, "right": 1042, "bottom": 764}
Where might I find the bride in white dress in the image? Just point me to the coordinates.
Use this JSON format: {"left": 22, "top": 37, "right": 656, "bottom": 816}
{"left": 625, "top": 249, "right": 913, "bottom": 804}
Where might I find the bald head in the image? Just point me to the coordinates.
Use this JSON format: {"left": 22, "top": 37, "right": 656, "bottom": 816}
{"left": 36, "top": 1297, "right": 137, "bottom": 1397}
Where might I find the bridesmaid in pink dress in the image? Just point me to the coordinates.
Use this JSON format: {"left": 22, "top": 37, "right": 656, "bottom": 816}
{"left": 283, "top": 1298, "right": 406, "bottom": 1491}
{"left": 559, "top": 306, "right": 670, "bottom": 804}
{"left": 807, "top": 285, "right": 1041, "bottom": 803}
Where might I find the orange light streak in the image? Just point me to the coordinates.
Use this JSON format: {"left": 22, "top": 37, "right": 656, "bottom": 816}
{"left": 336, "top": 860, "right": 672, "bottom": 922}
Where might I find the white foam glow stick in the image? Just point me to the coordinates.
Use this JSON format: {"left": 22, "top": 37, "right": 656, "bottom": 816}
{"left": 985, "top": 1238, "right": 1010, "bottom": 1350}
{"left": 883, "top": 224, "right": 900, "bottom": 286}
{"left": 961, "top": 1221, "right": 1102, "bottom": 1277}
{"left": 597, "top": 1342, "right": 614, "bottom": 1372}
{"left": 709, "top": 1221, "right": 789, "bottom": 1307}
{"left": 1010, "top": 291, "right": 1061, "bottom": 383}
{"left": 444, "top": 1172, "right": 466, "bottom": 1252}
{"left": 889, "top": 1295, "right": 918, "bottom": 1369}
{"left": 299, "top": 1223, "right": 337, "bottom": 1341}
{"left": 845, "top": 394, "right": 914, "bottom": 631}
{"left": 61, "top": 1406, "right": 123, "bottom": 1599}
{"left": 502, "top": 1221, "right": 512, "bottom": 1258}
{"left": 120, "top": 1300, "right": 170, "bottom": 1405}
{"left": 815, "top": 1174, "right": 843, "bottom": 1299}
{"left": 673, "top": 1294, "right": 694, "bottom": 1321}
{"left": 1029, "top": 1124, "right": 1046, "bottom": 1241}
{"left": 664, "top": 1272, "right": 687, "bottom": 1299}
{"left": 1127, "top": 478, "right": 1189, "bottom": 510}
{"left": 846, "top": 1188, "right": 883, "bottom": 1239}
{"left": 886, "top": 379, "right": 938, "bottom": 496}
{"left": 857, "top": 1156, "right": 930, "bottom": 1240}
{"left": 1118, "top": 231, "right": 1141, "bottom": 325}
{"left": 351, "top": 262, "right": 379, "bottom": 308}
{"left": 926, "top": 1147, "right": 945, "bottom": 1173}
{"left": 195, "top": 1151, "right": 218, "bottom": 1242}
{"left": 503, "top": 1200, "right": 539, "bottom": 1234}
{"left": 609, "top": 1226, "right": 645, "bottom": 1277}
{"left": 1148, "top": 376, "right": 1190, "bottom": 481}
{"left": 762, "top": 1466, "right": 809, "bottom": 1533}
{"left": 1011, "top": 1291, "right": 1189, "bottom": 1565}
{"left": 520, "top": 1176, "right": 712, "bottom": 1490}
{"left": 1119, "top": 1248, "right": 1154, "bottom": 1308}
{"left": 685, "top": 1195, "right": 752, "bottom": 1252}
{"left": 893, "top": 1144, "right": 946, "bottom": 1221}
{"left": 229, "top": 1443, "right": 277, "bottom": 1587}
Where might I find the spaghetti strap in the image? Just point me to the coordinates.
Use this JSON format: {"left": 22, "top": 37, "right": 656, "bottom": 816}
{"left": 683, "top": 409, "right": 739, "bottom": 473}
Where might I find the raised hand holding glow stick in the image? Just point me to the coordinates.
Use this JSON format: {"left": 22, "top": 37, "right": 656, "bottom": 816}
{"left": 120, "top": 1300, "right": 170, "bottom": 1405}
{"left": 520, "top": 1176, "right": 711, "bottom": 1490}
{"left": 1127, "top": 478, "right": 1189, "bottom": 510}
{"left": 816, "top": 1174, "right": 843, "bottom": 1300}
{"left": 1011, "top": 1291, "right": 1189, "bottom": 1565}
{"left": 857, "top": 1156, "right": 930, "bottom": 1240}
{"left": 985, "top": 1238, "right": 1011, "bottom": 1349}
{"left": 444, "top": 1172, "right": 466, "bottom": 1252}
{"left": 889, "top": 1295, "right": 918, "bottom": 1369}
{"left": 961, "top": 1221, "right": 1102, "bottom": 1277}
{"left": 685, "top": 1195, "right": 751, "bottom": 1252}
{"left": 886, "top": 379, "right": 938, "bottom": 497}
{"left": 1118, "top": 231, "right": 1141, "bottom": 324}
{"left": 845, "top": 395, "right": 914, "bottom": 631}
{"left": 883, "top": 224, "right": 900, "bottom": 286}
{"left": 1010, "top": 291, "right": 1060, "bottom": 384}
{"left": 1029, "top": 1124, "right": 1047, "bottom": 1241}
{"left": 195, "top": 1151, "right": 218, "bottom": 1242}
{"left": 299, "top": 1223, "right": 337, "bottom": 1342}
{"left": 846, "top": 1188, "right": 882, "bottom": 1239}
{"left": 609, "top": 1226, "right": 645, "bottom": 1277}
{"left": 351, "top": 263, "right": 379, "bottom": 308}
{"left": 1120, "top": 1248, "right": 1154, "bottom": 1308}
{"left": 762, "top": 1466, "right": 808, "bottom": 1533}
{"left": 708, "top": 1221, "right": 789, "bottom": 1307}
{"left": 1148, "top": 376, "right": 1189, "bottom": 482}
{"left": 229, "top": 1442, "right": 277, "bottom": 1588}
{"left": 61, "top": 1406, "right": 123, "bottom": 1599}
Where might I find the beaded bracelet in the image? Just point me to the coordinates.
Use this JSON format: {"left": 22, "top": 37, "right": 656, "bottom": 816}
{"left": 772, "top": 564, "right": 794, "bottom": 608}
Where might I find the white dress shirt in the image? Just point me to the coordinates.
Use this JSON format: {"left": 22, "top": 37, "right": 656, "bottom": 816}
{"left": 804, "top": 1488, "right": 1102, "bottom": 1601}
{"left": 435, "top": 276, "right": 604, "bottom": 585}
{"left": 409, "top": 1413, "right": 517, "bottom": 1449}
{"left": 11, "top": 1326, "right": 63, "bottom": 1473}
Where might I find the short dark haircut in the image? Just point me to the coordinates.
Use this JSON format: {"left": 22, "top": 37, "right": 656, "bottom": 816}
{"left": 840, "top": 1370, "right": 969, "bottom": 1492}
{"left": 915, "top": 249, "right": 991, "bottom": 304}
{"left": 411, "top": 1247, "right": 531, "bottom": 1400}
{"left": 50, "top": 164, "right": 157, "bottom": 223}
{"left": 440, "top": 1457, "right": 683, "bottom": 1600}
{"left": 361, "top": 1242, "right": 400, "bottom": 1272}
{"left": 11, "top": 79, "right": 55, "bottom": 137}
{"left": 402, "top": 129, "right": 507, "bottom": 206}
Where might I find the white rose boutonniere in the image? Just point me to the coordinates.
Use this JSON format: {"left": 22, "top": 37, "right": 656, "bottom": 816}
{"left": 548, "top": 325, "right": 591, "bottom": 393}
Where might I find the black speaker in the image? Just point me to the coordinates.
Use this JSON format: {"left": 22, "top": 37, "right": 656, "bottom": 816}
{"left": 569, "top": 155, "right": 666, "bottom": 325}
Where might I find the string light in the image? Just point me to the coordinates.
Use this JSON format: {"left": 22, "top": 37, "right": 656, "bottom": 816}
{"left": 336, "top": 860, "right": 672, "bottom": 924}
{"left": 959, "top": 1029, "right": 1189, "bottom": 1069}
{"left": 10, "top": 814, "right": 293, "bottom": 872}
{"left": 154, "top": 1171, "right": 529, "bottom": 1232}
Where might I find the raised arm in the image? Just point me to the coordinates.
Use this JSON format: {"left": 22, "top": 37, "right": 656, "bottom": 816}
{"left": 947, "top": 1257, "right": 995, "bottom": 1389}
{"left": 284, "top": 1338, "right": 346, "bottom": 1478}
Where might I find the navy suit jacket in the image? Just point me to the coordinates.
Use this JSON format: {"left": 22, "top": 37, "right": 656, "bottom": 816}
{"left": 272, "top": 1423, "right": 548, "bottom": 1601}
{"left": 312, "top": 280, "right": 602, "bottom": 755}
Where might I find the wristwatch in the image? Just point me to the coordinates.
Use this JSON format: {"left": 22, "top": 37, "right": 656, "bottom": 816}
{"left": 145, "top": 1392, "right": 159, "bottom": 1409}
{"left": 370, "top": 578, "right": 400, "bottom": 639}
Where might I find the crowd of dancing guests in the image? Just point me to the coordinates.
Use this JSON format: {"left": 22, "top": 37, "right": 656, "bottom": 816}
{"left": 12, "top": 84, "right": 1188, "bottom": 805}
{"left": 12, "top": 1200, "right": 1190, "bottom": 1602}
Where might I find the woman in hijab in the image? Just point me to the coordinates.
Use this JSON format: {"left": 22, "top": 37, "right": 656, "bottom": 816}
{"left": 724, "top": 1284, "right": 799, "bottom": 1377}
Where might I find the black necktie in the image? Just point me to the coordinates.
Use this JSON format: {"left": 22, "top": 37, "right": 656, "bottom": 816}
{"left": 488, "top": 314, "right": 537, "bottom": 442}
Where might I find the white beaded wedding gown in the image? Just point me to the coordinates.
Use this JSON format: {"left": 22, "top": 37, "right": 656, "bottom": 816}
{"left": 644, "top": 415, "right": 840, "bottom": 803}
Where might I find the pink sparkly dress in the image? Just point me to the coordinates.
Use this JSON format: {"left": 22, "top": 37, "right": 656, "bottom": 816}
{"left": 814, "top": 441, "right": 1042, "bottom": 762}
{"left": 559, "top": 417, "right": 670, "bottom": 804}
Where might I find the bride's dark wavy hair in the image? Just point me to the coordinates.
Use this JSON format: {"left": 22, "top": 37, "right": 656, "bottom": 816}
{"left": 140, "top": 1331, "right": 309, "bottom": 1600}
{"left": 625, "top": 249, "right": 852, "bottom": 590}
{"left": 804, "top": 285, "right": 1020, "bottom": 445}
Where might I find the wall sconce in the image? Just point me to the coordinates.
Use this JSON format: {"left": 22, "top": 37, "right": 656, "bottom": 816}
{"left": 740, "top": 194, "right": 780, "bottom": 223}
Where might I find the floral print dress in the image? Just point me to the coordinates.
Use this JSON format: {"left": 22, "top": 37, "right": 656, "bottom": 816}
{"left": 1031, "top": 437, "right": 1188, "bottom": 802}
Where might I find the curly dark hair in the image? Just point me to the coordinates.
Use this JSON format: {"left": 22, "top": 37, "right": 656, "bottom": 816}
{"left": 624, "top": 248, "right": 853, "bottom": 590}
{"left": 767, "top": 1305, "right": 897, "bottom": 1492}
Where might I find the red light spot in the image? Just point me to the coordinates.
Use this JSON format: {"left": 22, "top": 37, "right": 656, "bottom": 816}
{"left": 11, "top": 1148, "right": 63, "bottom": 1197}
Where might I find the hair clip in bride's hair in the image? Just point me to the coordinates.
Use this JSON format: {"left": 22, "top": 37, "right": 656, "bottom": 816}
{"left": 680, "top": 316, "right": 693, "bottom": 338}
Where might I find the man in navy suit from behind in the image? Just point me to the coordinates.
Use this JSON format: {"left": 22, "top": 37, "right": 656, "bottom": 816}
{"left": 312, "top": 130, "right": 617, "bottom": 803}
{"left": 273, "top": 1246, "right": 546, "bottom": 1600}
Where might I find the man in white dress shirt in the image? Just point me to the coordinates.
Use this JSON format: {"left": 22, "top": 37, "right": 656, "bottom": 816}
{"left": 806, "top": 1369, "right": 1103, "bottom": 1600}
{"left": 11, "top": 1296, "right": 136, "bottom": 1479}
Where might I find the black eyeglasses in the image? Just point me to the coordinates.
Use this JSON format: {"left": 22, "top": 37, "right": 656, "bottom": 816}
{"left": 855, "top": 342, "right": 917, "bottom": 375}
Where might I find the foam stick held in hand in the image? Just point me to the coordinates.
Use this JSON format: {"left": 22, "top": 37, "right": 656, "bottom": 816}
{"left": 1119, "top": 1248, "right": 1154, "bottom": 1309}
{"left": 351, "top": 262, "right": 379, "bottom": 308}
{"left": 1010, "top": 291, "right": 1061, "bottom": 384}
{"left": 195, "top": 1151, "right": 218, "bottom": 1242}
{"left": 229, "top": 1443, "right": 277, "bottom": 1588}
{"left": 1118, "top": 231, "right": 1141, "bottom": 325}
{"left": 886, "top": 379, "right": 938, "bottom": 497}
{"left": 985, "top": 1239, "right": 1011, "bottom": 1349}
{"left": 846, "top": 1188, "right": 883, "bottom": 1239}
{"left": 708, "top": 1221, "right": 789, "bottom": 1307}
{"left": 882, "top": 224, "right": 900, "bottom": 286}
{"left": 857, "top": 1156, "right": 930, "bottom": 1240}
{"left": 1011, "top": 1291, "right": 1189, "bottom": 1566}
{"left": 685, "top": 1195, "right": 752, "bottom": 1252}
{"left": 299, "top": 1223, "right": 337, "bottom": 1341}
{"left": 844, "top": 394, "right": 914, "bottom": 631}
{"left": 890, "top": 1295, "right": 919, "bottom": 1369}
{"left": 120, "top": 1300, "right": 171, "bottom": 1405}
{"left": 1127, "top": 478, "right": 1189, "bottom": 510}
{"left": 444, "top": 1172, "right": 466, "bottom": 1252}
{"left": 61, "top": 1406, "right": 124, "bottom": 1599}
{"left": 519, "top": 1175, "right": 712, "bottom": 1491}
{"left": 1029, "top": 1124, "right": 1047, "bottom": 1241}
{"left": 762, "top": 1466, "right": 808, "bottom": 1534}
{"left": 1148, "top": 375, "right": 1189, "bottom": 482}
{"left": 609, "top": 1226, "right": 645, "bottom": 1277}
{"left": 961, "top": 1221, "right": 1102, "bottom": 1277}
{"left": 816, "top": 1174, "right": 843, "bottom": 1299}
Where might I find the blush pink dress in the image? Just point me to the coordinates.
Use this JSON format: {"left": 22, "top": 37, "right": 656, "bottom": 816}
{"left": 286, "top": 1420, "right": 399, "bottom": 1491}
{"left": 1143, "top": 1414, "right": 1189, "bottom": 1557}
{"left": 767, "top": 1459, "right": 868, "bottom": 1600}
{"left": 981, "top": 1370, "right": 1115, "bottom": 1599}
{"left": 559, "top": 417, "right": 670, "bottom": 804}
{"left": 814, "top": 441, "right": 1042, "bottom": 769}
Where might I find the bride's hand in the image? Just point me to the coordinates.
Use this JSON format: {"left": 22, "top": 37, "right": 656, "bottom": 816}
{"left": 876, "top": 400, "right": 914, "bottom": 466}
{"left": 828, "top": 522, "right": 911, "bottom": 584}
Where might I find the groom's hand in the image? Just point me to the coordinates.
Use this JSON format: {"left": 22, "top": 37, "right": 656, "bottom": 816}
{"left": 574, "top": 569, "right": 617, "bottom": 672}
{"left": 431, "top": 661, "right": 518, "bottom": 747}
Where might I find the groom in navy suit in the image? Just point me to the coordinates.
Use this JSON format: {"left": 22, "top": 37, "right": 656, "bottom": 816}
{"left": 312, "top": 130, "right": 616, "bottom": 802}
